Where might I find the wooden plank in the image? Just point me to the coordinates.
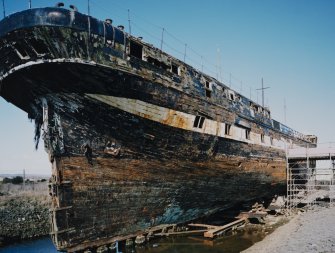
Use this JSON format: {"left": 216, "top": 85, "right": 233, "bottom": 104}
{"left": 188, "top": 223, "right": 218, "bottom": 229}
{"left": 204, "top": 218, "right": 246, "bottom": 238}
{"left": 146, "top": 224, "right": 176, "bottom": 233}
{"left": 49, "top": 227, "right": 75, "bottom": 235}
{"left": 237, "top": 211, "right": 267, "bottom": 219}
{"left": 49, "top": 206, "right": 72, "bottom": 212}
{"left": 155, "top": 229, "right": 208, "bottom": 236}
{"left": 67, "top": 231, "right": 142, "bottom": 252}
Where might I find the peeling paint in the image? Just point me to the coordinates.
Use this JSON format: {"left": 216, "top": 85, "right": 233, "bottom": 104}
{"left": 0, "top": 7, "right": 317, "bottom": 252}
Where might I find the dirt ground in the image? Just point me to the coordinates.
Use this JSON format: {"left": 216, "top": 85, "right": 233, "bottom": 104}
{"left": 243, "top": 205, "right": 335, "bottom": 253}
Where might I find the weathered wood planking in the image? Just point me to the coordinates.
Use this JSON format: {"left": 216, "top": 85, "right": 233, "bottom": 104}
{"left": 0, "top": 7, "right": 316, "bottom": 252}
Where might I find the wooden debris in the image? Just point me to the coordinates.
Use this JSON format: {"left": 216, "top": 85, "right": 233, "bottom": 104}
{"left": 204, "top": 218, "right": 247, "bottom": 238}
{"left": 135, "top": 235, "right": 146, "bottom": 245}
{"left": 188, "top": 223, "right": 218, "bottom": 230}
{"left": 155, "top": 229, "right": 208, "bottom": 236}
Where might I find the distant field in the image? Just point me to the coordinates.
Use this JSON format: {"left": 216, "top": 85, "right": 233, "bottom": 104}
{"left": 0, "top": 174, "right": 50, "bottom": 180}
{"left": 0, "top": 181, "right": 49, "bottom": 201}
{"left": 0, "top": 182, "right": 51, "bottom": 243}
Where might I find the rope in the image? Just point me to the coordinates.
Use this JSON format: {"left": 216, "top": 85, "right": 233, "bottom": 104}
{"left": 83, "top": 1, "right": 265, "bottom": 101}
{"left": 3, "top": 0, "right": 263, "bottom": 102}
{"left": 2, "top": 0, "right": 5, "bottom": 18}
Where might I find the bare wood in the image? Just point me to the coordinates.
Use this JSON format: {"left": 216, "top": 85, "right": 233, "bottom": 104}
{"left": 155, "top": 229, "right": 208, "bottom": 236}
{"left": 204, "top": 218, "right": 246, "bottom": 238}
{"left": 188, "top": 223, "right": 219, "bottom": 229}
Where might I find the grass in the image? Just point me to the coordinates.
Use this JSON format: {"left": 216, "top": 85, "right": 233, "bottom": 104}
{"left": 0, "top": 182, "right": 50, "bottom": 205}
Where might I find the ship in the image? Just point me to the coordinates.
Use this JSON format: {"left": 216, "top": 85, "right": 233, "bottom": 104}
{"left": 0, "top": 4, "right": 317, "bottom": 252}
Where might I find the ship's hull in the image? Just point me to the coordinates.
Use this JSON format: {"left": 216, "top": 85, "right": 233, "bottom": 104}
{"left": 0, "top": 8, "right": 313, "bottom": 252}
{"left": 46, "top": 93, "right": 286, "bottom": 251}
{"left": 1, "top": 60, "right": 287, "bottom": 251}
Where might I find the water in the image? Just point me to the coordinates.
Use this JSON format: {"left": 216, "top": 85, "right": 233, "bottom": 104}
{"left": 0, "top": 228, "right": 268, "bottom": 253}
{"left": 134, "top": 229, "right": 267, "bottom": 253}
{"left": 0, "top": 237, "right": 57, "bottom": 253}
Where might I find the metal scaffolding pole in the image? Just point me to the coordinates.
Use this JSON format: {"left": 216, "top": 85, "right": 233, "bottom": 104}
{"left": 287, "top": 144, "right": 335, "bottom": 210}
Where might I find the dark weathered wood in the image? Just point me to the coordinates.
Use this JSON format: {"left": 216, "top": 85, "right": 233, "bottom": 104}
{"left": 0, "top": 7, "right": 317, "bottom": 252}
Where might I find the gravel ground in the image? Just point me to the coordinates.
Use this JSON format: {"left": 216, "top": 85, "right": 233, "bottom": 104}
{"left": 243, "top": 205, "right": 335, "bottom": 253}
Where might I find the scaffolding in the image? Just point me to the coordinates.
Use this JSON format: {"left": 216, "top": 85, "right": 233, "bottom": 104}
{"left": 287, "top": 144, "right": 335, "bottom": 212}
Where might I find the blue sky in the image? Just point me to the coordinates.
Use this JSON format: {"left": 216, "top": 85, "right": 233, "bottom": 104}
{"left": 0, "top": 0, "right": 334, "bottom": 175}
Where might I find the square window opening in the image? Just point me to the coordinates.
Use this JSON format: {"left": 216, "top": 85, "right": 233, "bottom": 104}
{"left": 225, "top": 124, "right": 231, "bottom": 135}
{"left": 129, "top": 40, "right": 143, "bottom": 59}
{"left": 206, "top": 89, "right": 211, "bottom": 98}
{"left": 171, "top": 64, "right": 178, "bottom": 75}
{"left": 246, "top": 129, "right": 251, "bottom": 140}
{"left": 193, "top": 116, "right": 205, "bottom": 128}
{"left": 193, "top": 116, "right": 200, "bottom": 128}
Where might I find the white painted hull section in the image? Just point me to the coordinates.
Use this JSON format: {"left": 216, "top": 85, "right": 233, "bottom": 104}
{"left": 86, "top": 94, "right": 297, "bottom": 150}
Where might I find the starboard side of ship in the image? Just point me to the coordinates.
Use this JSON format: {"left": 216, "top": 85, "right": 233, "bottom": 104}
{"left": 0, "top": 7, "right": 316, "bottom": 252}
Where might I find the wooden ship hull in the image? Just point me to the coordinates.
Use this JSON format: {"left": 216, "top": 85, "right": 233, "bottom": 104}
{"left": 0, "top": 7, "right": 316, "bottom": 252}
